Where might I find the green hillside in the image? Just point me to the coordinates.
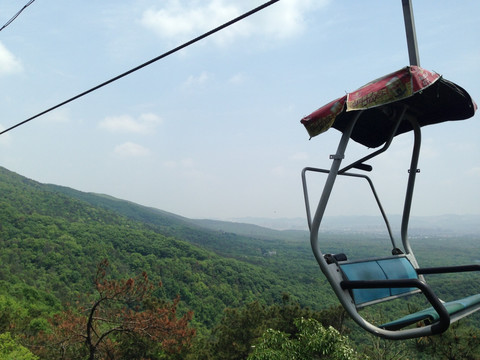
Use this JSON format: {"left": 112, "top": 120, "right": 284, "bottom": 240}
{"left": 1, "top": 166, "right": 480, "bottom": 359}
{"left": 42, "top": 181, "right": 310, "bottom": 254}
{"left": 0, "top": 166, "right": 334, "bottom": 330}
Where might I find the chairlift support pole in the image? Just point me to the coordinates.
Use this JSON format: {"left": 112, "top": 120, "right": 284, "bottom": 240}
{"left": 402, "top": 0, "right": 420, "bottom": 66}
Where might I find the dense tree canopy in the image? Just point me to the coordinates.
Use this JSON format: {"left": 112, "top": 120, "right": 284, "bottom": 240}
{"left": 1, "top": 166, "right": 480, "bottom": 359}
{"left": 248, "top": 318, "right": 361, "bottom": 360}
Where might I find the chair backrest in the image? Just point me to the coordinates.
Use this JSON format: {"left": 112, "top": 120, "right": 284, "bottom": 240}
{"left": 339, "top": 256, "right": 419, "bottom": 307}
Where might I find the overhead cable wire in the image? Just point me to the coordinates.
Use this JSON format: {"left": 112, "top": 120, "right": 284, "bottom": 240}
{"left": 0, "top": 0, "right": 36, "bottom": 32}
{"left": 0, "top": 0, "right": 281, "bottom": 136}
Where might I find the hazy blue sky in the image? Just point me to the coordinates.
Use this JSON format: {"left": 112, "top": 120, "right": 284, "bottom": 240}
{"left": 0, "top": 0, "right": 479, "bottom": 221}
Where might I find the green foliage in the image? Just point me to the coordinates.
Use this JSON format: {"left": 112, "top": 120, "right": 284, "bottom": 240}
{"left": 248, "top": 318, "right": 362, "bottom": 360}
{"left": 415, "top": 322, "right": 480, "bottom": 360}
{"left": 0, "top": 285, "right": 58, "bottom": 337}
{"left": 0, "top": 166, "right": 333, "bottom": 333}
{"left": 1, "top": 166, "right": 480, "bottom": 359}
{"left": 360, "top": 332, "right": 412, "bottom": 360}
{"left": 201, "top": 298, "right": 347, "bottom": 360}
{"left": 0, "top": 332, "right": 38, "bottom": 360}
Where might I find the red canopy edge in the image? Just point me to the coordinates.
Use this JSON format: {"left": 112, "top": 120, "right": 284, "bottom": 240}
{"left": 346, "top": 66, "right": 440, "bottom": 111}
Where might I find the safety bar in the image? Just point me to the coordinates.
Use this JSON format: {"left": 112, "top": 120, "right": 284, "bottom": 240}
{"left": 340, "top": 278, "right": 450, "bottom": 335}
{"left": 339, "top": 106, "right": 408, "bottom": 174}
{"left": 417, "top": 264, "right": 480, "bottom": 275}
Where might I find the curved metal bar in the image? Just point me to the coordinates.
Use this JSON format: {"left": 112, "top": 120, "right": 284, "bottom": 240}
{"left": 307, "top": 113, "right": 364, "bottom": 328}
{"left": 339, "top": 106, "right": 408, "bottom": 174}
{"left": 309, "top": 112, "right": 362, "bottom": 269}
{"left": 301, "top": 167, "right": 317, "bottom": 232}
{"left": 341, "top": 278, "right": 450, "bottom": 338}
{"left": 304, "top": 106, "right": 464, "bottom": 339}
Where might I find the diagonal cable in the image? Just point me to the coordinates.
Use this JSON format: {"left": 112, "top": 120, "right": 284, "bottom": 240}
{"left": 0, "top": 0, "right": 280, "bottom": 136}
{"left": 0, "top": 0, "right": 36, "bottom": 32}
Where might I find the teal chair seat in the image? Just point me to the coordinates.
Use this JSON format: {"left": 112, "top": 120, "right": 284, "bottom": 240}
{"left": 340, "top": 257, "right": 418, "bottom": 306}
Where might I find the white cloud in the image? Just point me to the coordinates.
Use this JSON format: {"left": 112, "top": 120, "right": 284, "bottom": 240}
{"left": 262, "top": 0, "right": 322, "bottom": 39}
{"left": 141, "top": 0, "right": 240, "bottom": 41}
{"left": 139, "top": 0, "right": 329, "bottom": 44}
{"left": 42, "top": 108, "right": 71, "bottom": 124}
{"left": 99, "top": 113, "right": 162, "bottom": 134}
{"left": 184, "top": 71, "right": 209, "bottom": 87}
{"left": 114, "top": 142, "right": 150, "bottom": 157}
{"left": 229, "top": 72, "right": 246, "bottom": 84}
{"left": 0, "top": 42, "right": 22, "bottom": 76}
{"left": 162, "top": 157, "right": 212, "bottom": 181}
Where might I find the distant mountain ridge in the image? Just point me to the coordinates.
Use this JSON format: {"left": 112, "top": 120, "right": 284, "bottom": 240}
{"left": 228, "top": 214, "right": 480, "bottom": 236}
{"left": 41, "top": 173, "right": 480, "bottom": 238}
{"left": 3, "top": 165, "right": 478, "bottom": 242}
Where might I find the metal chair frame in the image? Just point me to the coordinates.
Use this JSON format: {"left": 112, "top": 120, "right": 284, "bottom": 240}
{"left": 302, "top": 106, "right": 480, "bottom": 339}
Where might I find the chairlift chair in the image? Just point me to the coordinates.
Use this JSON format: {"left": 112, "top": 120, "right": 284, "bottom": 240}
{"left": 300, "top": 66, "right": 480, "bottom": 340}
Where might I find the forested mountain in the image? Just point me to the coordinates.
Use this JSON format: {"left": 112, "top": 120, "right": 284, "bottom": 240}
{"left": 43, "top": 180, "right": 310, "bottom": 245}
{"left": 0, "top": 166, "right": 333, "bottom": 328}
{"left": 1, "top": 165, "right": 480, "bottom": 359}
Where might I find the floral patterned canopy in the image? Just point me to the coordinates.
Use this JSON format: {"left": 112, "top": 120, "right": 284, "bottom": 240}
{"left": 300, "top": 66, "right": 477, "bottom": 148}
